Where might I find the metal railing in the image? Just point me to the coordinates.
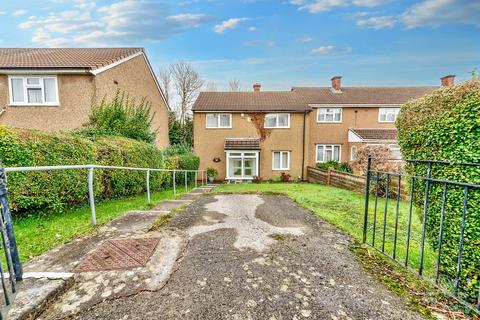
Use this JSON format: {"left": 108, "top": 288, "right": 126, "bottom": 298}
{"left": 0, "top": 167, "right": 22, "bottom": 315}
{"left": 362, "top": 156, "right": 480, "bottom": 313}
{"left": 4, "top": 165, "right": 208, "bottom": 226}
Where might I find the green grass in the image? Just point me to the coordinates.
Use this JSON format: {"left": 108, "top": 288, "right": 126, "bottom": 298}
{"left": 13, "top": 186, "right": 192, "bottom": 262}
{"left": 213, "top": 182, "right": 437, "bottom": 278}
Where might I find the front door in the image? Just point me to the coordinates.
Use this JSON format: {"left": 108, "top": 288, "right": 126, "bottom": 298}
{"left": 226, "top": 151, "right": 259, "bottom": 180}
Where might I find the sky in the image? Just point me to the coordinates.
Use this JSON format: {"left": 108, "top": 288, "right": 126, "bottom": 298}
{"left": 0, "top": 0, "right": 479, "bottom": 90}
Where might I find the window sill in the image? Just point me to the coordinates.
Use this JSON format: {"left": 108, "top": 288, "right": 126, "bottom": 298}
{"left": 316, "top": 121, "right": 342, "bottom": 124}
{"left": 272, "top": 168, "right": 290, "bottom": 171}
{"left": 9, "top": 104, "right": 60, "bottom": 107}
{"left": 264, "top": 127, "right": 290, "bottom": 129}
{"left": 206, "top": 127, "right": 232, "bottom": 129}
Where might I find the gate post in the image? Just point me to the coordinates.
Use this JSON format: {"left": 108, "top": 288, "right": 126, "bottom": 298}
{"left": 0, "top": 166, "right": 22, "bottom": 281}
{"left": 88, "top": 167, "right": 96, "bottom": 225}
{"left": 362, "top": 155, "right": 372, "bottom": 243}
{"left": 146, "top": 170, "right": 151, "bottom": 205}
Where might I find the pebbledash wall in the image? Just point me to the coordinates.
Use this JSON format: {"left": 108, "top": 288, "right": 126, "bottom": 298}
{"left": 0, "top": 55, "right": 169, "bottom": 148}
{"left": 194, "top": 112, "right": 308, "bottom": 180}
{"left": 307, "top": 106, "right": 396, "bottom": 165}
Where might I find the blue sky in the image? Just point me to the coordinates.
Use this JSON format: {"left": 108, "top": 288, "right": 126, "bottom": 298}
{"left": 0, "top": 0, "right": 479, "bottom": 90}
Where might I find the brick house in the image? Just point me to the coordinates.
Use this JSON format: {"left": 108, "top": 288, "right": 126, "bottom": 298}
{"left": 193, "top": 75, "right": 455, "bottom": 181}
{"left": 0, "top": 48, "right": 170, "bottom": 147}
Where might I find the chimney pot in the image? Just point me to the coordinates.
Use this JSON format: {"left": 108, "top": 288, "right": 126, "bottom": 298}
{"left": 441, "top": 75, "right": 455, "bottom": 87}
{"left": 253, "top": 83, "right": 261, "bottom": 92}
{"left": 331, "top": 76, "right": 342, "bottom": 91}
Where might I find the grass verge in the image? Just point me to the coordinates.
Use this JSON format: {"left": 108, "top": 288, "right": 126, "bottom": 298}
{"left": 14, "top": 186, "right": 192, "bottom": 262}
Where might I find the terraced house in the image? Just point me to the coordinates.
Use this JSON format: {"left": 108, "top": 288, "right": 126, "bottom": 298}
{"left": 193, "top": 76, "right": 455, "bottom": 181}
{"left": 0, "top": 48, "right": 170, "bottom": 147}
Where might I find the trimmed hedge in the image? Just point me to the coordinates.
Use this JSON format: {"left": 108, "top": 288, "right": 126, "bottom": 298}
{"left": 0, "top": 126, "right": 165, "bottom": 217}
{"left": 397, "top": 80, "right": 480, "bottom": 302}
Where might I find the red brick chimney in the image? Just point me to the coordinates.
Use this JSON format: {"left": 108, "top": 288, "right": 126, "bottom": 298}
{"left": 331, "top": 76, "right": 342, "bottom": 91}
{"left": 441, "top": 75, "right": 455, "bottom": 87}
{"left": 253, "top": 83, "right": 261, "bottom": 92}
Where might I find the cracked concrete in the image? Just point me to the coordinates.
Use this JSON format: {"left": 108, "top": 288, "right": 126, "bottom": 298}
{"left": 60, "top": 194, "right": 425, "bottom": 320}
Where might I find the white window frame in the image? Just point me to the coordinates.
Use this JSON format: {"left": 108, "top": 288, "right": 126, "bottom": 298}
{"left": 350, "top": 145, "right": 358, "bottom": 161}
{"left": 206, "top": 113, "right": 232, "bottom": 128}
{"left": 316, "top": 144, "right": 341, "bottom": 163}
{"left": 378, "top": 107, "right": 401, "bottom": 123}
{"left": 272, "top": 151, "right": 290, "bottom": 171}
{"left": 225, "top": 150, "right": 259, "bottom": 180}
{"left": 264, "top": 113, "right": 290, "bottom": 129}
{"left": 317, "top": 107, "right": 342, "bottom": 123}
{"left": 8, "top": 75, "right": 59, "bottom": 106}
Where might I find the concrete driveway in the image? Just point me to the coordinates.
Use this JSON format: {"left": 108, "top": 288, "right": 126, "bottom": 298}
{"left": 42, "top": 194, "right": 424, "bottom": 320}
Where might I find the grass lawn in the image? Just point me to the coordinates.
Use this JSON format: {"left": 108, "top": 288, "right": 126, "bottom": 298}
{"left": 13, "top": 186, "right": 192, "bottom": 262}
{"left": 213, "top": 182, "right": 437, "bottom": 278}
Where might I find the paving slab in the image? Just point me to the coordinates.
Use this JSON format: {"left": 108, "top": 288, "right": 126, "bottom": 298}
{"left": 62, "top": 194, "right": 426, "bottom": 320}
{"left": 151, "top": 200, "right": 191, "bottom": 211}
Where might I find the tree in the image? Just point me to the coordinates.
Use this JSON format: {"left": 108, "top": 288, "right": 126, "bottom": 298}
{"left": 158, "top": 67, "right": 172, "bottom": 107}
{"left": 170, "top": 61, "right": 204, "bottom": 125}
{"left": 228, "top": 79, "right": 242, "bottom": 91}
{"left": 168, "top": 112, "right": 193, "bottom": 146}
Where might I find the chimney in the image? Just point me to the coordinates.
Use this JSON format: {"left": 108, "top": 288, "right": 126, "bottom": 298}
{"left": 331, "top": 76, "right": 342, "bottom": 91}
{"left": 441, "top": 75, "right": 455, "bottom": 87}
{"left": 253, "top": 83, "right": 261, "bottom": 92}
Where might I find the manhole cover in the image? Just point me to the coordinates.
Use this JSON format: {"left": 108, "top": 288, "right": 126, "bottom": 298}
{"left": 74, "top": 238, "right": 160, "bottom": 272}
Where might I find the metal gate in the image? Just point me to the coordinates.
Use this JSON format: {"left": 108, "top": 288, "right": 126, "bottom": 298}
{"left": 362, "top": 156, "right": 480, "bottom": 314}
{"left": 0, "top": 165, "right": 22, "bottom": 317}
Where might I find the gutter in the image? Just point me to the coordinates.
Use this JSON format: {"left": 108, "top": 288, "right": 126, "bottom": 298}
{"left": 0, "top": 68, "right": 91, "bottom": 75}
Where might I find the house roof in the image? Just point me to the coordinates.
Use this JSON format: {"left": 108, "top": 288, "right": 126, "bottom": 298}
{"left": 0, "top": 48, "right": 143, "bottom": 71}
{"left": 224, "top": 138, "right": 261, "bottom": 150}
{"left": 292, "top": 87, "right": 437, "bottom": 105}
{"left": 349, "top": 128, "right": 398, "bottom": 141}
{"left": 192, "top": 91, "right": 310, "bottom": 112}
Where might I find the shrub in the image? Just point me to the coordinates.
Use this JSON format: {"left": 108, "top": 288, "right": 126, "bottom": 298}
{"left": 76, "top": 91, "right": 158, "bottom": 144}
{"left": 252, "top": 176, "right": 263, "bottom": 183}
{"left": 168, "top": 112, "right": 193, "bottom": 147}
{"left": 0, "top": 126, "right": 164, "bottom": 217}
{"left": 206, "top": 167, "right": 218, "bottom": 178}
{"left": 280, "top": 172, "right": 291, "bottom": 182}
{"left": 162, "top": 142, "right": 192, "bottom": 157}
{"left": 316, "top": 161, "right": 353, "bottom": 173}
{"left": 163, "top": 153, "right": 200, "bottom": 186}
{"left": 397, "top": 80, "right": 480, "bottom": 301}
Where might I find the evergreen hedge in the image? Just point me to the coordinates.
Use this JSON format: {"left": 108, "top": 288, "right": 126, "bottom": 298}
{"left": 397, "top": 80, "right": 480, "bottom": 302}
{"left": 0, "top": 126, "right": 165, "bottom": 217}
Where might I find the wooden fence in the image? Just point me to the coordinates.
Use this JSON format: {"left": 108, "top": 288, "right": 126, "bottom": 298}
{"left": 307, "top": 166, "right": 365, "bottom": 193}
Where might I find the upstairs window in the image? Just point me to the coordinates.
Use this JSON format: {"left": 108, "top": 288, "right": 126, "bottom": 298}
{"left": 206, "top": 113, "right": 232, "bottom": 128}
{"left": 264, "top": 113, "right": 290, "bottom": 128}
{"left": 9, "top": 76, "right": 59, "bottom": 106}
{"left": 317, "top": 107, "right": 342, "bottom": 122}
{"left": 379, "top": 107, "right": 400, "bottom": 122}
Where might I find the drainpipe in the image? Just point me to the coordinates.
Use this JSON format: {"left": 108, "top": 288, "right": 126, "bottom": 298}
{"left": 301, "top": 110, "right": 307, "bottom": 181}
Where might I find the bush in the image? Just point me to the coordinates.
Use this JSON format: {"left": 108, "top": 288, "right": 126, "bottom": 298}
{"left": 252, "top": 176, "right": 263, "bottom": 183}
{"left": 0, "top": 126, "right": 164, "bottom": 217}
{"left": 396, "top": 80, "right": 480, "bottom": 301}
{"left": 163, "top": 153, "right": 200, "bottom": 186}
{"left": 316, "top": 161, "right": 353, "bottom": 173}
{"left": 162, "top": 142, "right": 192, "bottom": 157}
{"left": 168, "top": 112, "right": 193, "bottom": 147}
{"left": 76, "top": 91, "right": 158, "bottom": 144}
{"left": 280, "top": 172, "right": 291, "bottom": 182}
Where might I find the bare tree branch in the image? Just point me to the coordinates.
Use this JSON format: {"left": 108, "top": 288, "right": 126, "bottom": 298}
{"left": 157, "top": 67, "right": 172, "bottom": 107}
{"left": 170, "top": 61, "right": 205, "bottom": 125}
{"left": 228, "top": 79, "right": 242, "bottom": 92}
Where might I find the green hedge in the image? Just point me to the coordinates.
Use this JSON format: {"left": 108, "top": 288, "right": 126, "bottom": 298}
{"left": 397, "top": 80, "right": 480, "bottom": 302}
{"left": 163, "top": 153, "right": 200, "bottom": 186}
{"left": 0, "top": 126, "right": 165, "bottom": 217}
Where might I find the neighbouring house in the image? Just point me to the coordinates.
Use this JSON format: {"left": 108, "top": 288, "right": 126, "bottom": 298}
{"left": 0, "top": 48, "right": 170, "bottom": 147}
{"left": 193, "top": 75, "right": 455, "bottom": 181}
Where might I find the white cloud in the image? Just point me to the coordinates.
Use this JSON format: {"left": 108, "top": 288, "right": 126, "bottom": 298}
{"left": 352, "top": 0, "right": 387, "bottom": 7}
{"left": 74, "top": 0, "right": 96, "bottom": 9}
{"left": 0, "top": 11, "right": 6, "bottom": 15}
{"left": 311, "top": 45, "right": 352, "bottom": 55}
{"left": 402, "top": 0, "right": 480, "bottom": 28}
{"left": 213, "top": 17, "right": 250, "bottom": 33}
{"left": 18, "top": 0, "right": 214, "bottom": 47}
{"left": 244, "top": 39, "right": 274, "bottom": 47}
{"left": 247, "top": 26, "right": 256, "bottom": 31}
{"left": 357, "top": 15, "right": 396, "bottom": 29}
{"left": 297, "top": 36, "right": 313, "bottom": 43}
{"left": 297, "top": 0, "right": 347, "bottom": 13}
{"left": 13, "top": 9, "right": 28, "bottom": 16}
